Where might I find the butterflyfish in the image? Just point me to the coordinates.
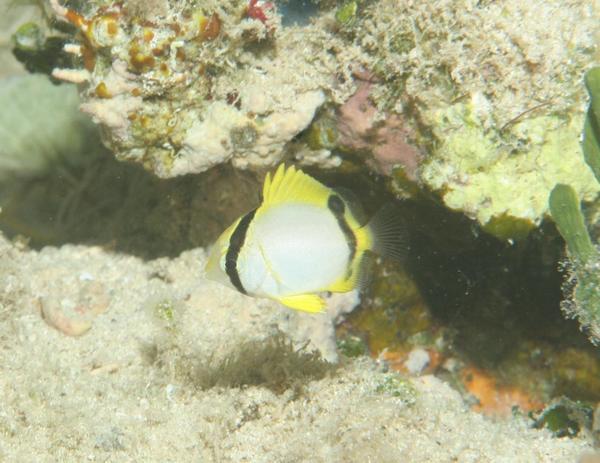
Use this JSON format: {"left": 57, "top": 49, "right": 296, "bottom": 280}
{"left": 205, "top": 164, "right": 406, "bottom": 313}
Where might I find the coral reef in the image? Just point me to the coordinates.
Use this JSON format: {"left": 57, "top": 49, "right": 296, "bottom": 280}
{"left": 28, "top": 0, "right": 597, "bottom": 240}
{"left": 340, "top": 191, "right": 600, "bottom": 417}
{"left": 43, "top": 0, "right": 357, "bottom": 177}
{"left": 3, "top": 3, "right": 600, "bottom": 457}
{"left": 336, "top": 76, "right": 422, "bottom": 179}
{"left": 351, "top": 0, "right": 599, "bottom": 239}
{"left": 422, "top": 104, "right": 599, "bottom": 239}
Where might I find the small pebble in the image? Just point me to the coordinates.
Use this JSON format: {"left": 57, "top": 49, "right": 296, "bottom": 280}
{"left": 38, "top": 280, "right": 109, "bottom": 336}
{"left": 405, "top": 348, "right": 430, "bottom": 375}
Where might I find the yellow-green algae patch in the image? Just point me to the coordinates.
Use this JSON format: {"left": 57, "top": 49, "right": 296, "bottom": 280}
{"left": 420, "top": 98, "right": 600, "bottom": 240}
{"left": 342, "top": 264, "right": 434, "bottom": 355}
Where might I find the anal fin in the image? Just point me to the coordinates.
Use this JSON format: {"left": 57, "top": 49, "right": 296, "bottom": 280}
{"left": 328, "top": 276, "right": 356, "bottom": 293}
{"left": 277, "top": 294, "right": 326, "bottom": 313}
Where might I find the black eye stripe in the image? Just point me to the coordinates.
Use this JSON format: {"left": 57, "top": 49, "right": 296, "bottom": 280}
{"left": 328, "top": 194, "right": 356, "bottom": 261}
{"left": 225, "top": 208, "right": 257, "bottom": 294}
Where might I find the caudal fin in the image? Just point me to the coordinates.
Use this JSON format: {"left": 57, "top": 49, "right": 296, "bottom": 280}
{"left": 367, "top": 203, "right": 409, "bottom": 261}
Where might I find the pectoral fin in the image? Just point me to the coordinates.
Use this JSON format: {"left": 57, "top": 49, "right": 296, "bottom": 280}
{"left": 277, "top": 294, "right": 326, "bottom": 313}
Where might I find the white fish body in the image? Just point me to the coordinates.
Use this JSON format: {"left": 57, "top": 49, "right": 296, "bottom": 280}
{"left": 205, "top": 164, "right": 406, "bottom": 313}
{"left": 239, "top": 203, "right": 350, "bottom": 297}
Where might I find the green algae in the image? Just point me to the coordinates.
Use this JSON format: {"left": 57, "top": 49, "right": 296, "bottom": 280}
{"left": 335, "top": 1, "right": 358, "bottom": 26}
{"left": 564, "top": 261, "right": 600, "bottom": 346}
{"left": 336, "top": 334, "right": 368, "bottom": 358}
{"left": 11, "top": 22, "right": 72, "bottom": 77}
{"left": 421, "top": 99, "right": 599, "bottom": 240}
{"left": 583, "top": 67, "right": 600, "bottom": 183}
{"left": 549, "top": 68, "right": 600, "bottom": 346}
{"left": 375, "top": 373, "right": 417, "bottom": 404}
{"left": 230, "top": 124, "right": 259, "bottom": 151}
{"left": 549, "top": 184, "right": 595, "bottom": 265}
{"left": 153, "top": 299, "right": 177, "bottom": 325}
{"left": 533, "top": 398, "right": 594, "bottom": 438}
{"left": 12, "top": 22, "right": 44, "bottom": 52}
{"left": 305, "top": 110, "right": 338, "bottom": 151}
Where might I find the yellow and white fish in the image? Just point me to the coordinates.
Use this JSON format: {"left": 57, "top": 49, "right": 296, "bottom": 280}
{"left": 205, "top": 164, "right": 406, "bottom": 313}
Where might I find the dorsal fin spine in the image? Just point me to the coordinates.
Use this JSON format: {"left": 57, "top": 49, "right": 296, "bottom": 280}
{"left": 260, "top": 164, "right": 330, "bottom": 209}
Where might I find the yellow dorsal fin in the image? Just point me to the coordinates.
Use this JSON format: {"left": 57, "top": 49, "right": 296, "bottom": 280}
{"left": 262, "top": 164, "right": 330, "bottom": 207}
{"left": 277, "top": 294, "right": 326, "bottom": 313}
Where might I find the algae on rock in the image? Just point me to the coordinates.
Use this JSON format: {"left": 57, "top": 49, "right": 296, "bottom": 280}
{"left": 549, "top": 67, "right": 600, "bottom": 345}
{"left": 352, "top": 0, "right": 600, "bottom": 239}
{"left": 41, "top": 0, "right": 357, "bottom": 177}
{"left": 19, "top": 0, "right": 600, "bottom": 238}
{"left": 550, "top": 183, "right": 600, "bottom": 345}
{"left": 421, "top": 101, "right": 599, "bottom": 240}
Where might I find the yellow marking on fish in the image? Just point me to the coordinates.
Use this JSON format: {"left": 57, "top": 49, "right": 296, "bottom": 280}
{"left": 261, "top": 164, "right": 330, "bottom": 209}
{"left": 204, "top": 164, "right": 407, "bottom": 314}
{"left": 277, "top": 294, "right": 326, "bottom": 313}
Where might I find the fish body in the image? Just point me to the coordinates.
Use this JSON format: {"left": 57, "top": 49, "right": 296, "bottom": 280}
{"left": 205, "top": 164, "right": 404, "bottom": 313}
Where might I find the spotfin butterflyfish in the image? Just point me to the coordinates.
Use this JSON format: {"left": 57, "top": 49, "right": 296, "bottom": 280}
{"left": 205, "top": 164, "right": 406, "bottom": 313}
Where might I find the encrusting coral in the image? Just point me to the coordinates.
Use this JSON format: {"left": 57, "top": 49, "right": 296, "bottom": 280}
{"left": 33, "top": 0, "right": 598, "bottom": 240}
{"left": 336, "top": 75, "right": 423, "bottom": 180}
{"left": 44, "top": 0, "right": 359, "bottom": 177}
{"left": 350, "top": 0, "right": 600, "bottom": 239}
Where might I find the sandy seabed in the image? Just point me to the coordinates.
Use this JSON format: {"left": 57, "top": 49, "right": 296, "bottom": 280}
{"left": 0, "top": 234, "right": 594, "bottom": 462}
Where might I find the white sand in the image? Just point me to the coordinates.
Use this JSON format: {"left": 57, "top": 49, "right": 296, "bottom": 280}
{"left": 0, "top": 234, "right": 593, "bottom": 462}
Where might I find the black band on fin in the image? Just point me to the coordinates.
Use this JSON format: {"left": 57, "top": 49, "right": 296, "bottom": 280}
{"left": 328, "top": 194, "right": 357, "bottom": 261}
{"left": 333, "top": 187, "right": 368, "bottom": 226}
{"left": 225, "top": 208, "right": 257, "bottom": 294}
